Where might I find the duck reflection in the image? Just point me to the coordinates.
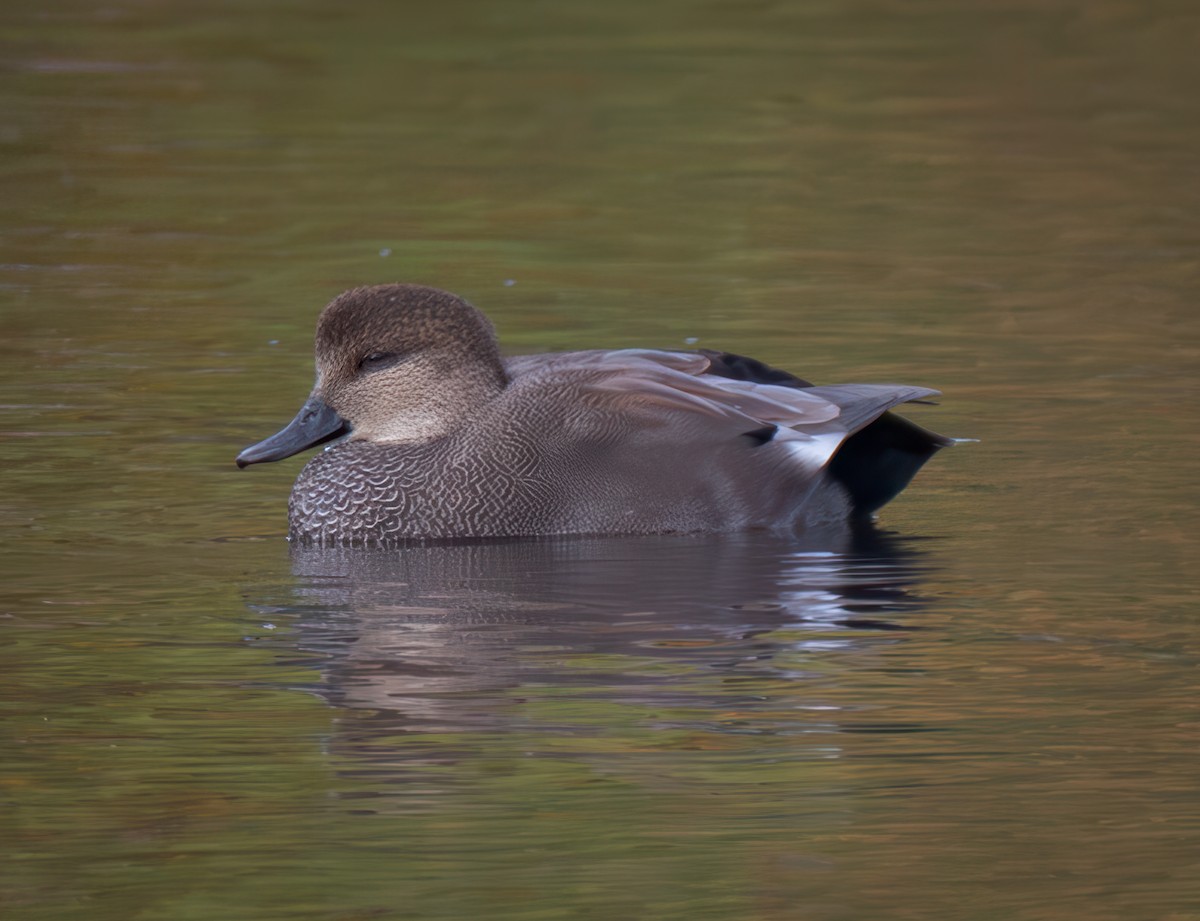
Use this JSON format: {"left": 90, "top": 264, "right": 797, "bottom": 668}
{"left": 283, "top": 526, "right": 933, "bottom": 747}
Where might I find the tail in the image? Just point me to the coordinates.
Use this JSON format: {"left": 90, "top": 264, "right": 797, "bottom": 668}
{"left": 698, "top": 350, "right": 953, "bottom": 517}
{"left": 827, "top": 411, "right": 953, "bottom": 516}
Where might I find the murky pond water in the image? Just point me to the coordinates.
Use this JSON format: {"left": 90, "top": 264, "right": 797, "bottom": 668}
{"left": 3, "top": 1, "right": 1198, "bottom": 919}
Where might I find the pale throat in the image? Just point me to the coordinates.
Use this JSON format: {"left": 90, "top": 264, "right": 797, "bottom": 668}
{"left": 349, "top": 407, "right": 458, "bottom": 444}
{"left": 345, "top": 379, "right": 503, "bottom": 444}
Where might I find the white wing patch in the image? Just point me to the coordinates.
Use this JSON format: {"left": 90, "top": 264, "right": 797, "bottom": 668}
{"left": 774, "top": 430, "right": 848, "bottom": 474}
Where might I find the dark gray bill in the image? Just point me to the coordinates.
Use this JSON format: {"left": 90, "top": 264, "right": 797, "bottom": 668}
{"left": 236, "top": 395, "right": 349, "bottom": 468}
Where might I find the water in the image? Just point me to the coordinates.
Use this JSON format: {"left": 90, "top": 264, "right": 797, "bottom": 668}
{"left": 2, "top": 1, "right": 1198, "bottom": 919}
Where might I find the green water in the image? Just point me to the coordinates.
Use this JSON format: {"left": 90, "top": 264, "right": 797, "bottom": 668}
{"left": 3, "top": 1, "right": 1198, "bottom": 919}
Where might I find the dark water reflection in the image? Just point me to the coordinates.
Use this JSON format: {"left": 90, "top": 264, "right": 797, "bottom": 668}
{"left": 284, "top": 530, "right": 931, "bottom": 772}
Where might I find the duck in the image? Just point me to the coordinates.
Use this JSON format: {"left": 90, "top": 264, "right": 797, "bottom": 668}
{"left": 237, "top": 284, "right": 952, "bottom": 544}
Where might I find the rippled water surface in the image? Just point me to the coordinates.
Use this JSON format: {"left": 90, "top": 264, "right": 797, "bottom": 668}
{"left": 3, "top": 1, "right": 1198, "bottom": 919}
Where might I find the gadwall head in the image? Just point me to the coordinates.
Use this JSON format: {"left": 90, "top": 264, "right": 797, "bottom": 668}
{"left": 237, "top": 284, "right": 508, "bottom": 466}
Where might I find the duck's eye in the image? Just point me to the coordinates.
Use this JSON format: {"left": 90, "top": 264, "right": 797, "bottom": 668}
{"left": 358, "top": 351, "right": 401, "bottom": 373}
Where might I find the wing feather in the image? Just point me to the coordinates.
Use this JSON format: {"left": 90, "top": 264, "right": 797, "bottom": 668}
{"left": 508, "top": 348, "right": 939, "bottom": 473}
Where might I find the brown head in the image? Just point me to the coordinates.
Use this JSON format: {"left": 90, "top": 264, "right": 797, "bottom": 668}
{"left": 237, "top": 284, "right": 508, "bottom": 467}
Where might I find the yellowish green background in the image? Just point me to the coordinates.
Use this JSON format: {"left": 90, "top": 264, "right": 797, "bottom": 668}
{"left": 2, "top": 2, "right": 1197, "bottom": 919}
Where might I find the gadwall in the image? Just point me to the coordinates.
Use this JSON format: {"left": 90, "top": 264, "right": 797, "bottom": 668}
{"left": 238, "top": 284, "right": 951, "bottom": 544}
